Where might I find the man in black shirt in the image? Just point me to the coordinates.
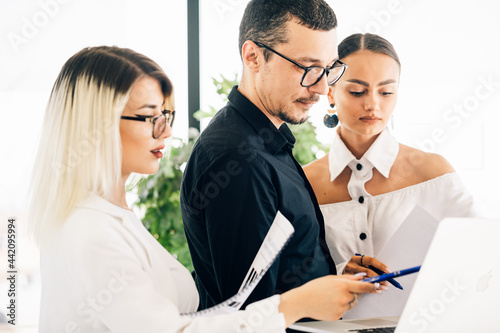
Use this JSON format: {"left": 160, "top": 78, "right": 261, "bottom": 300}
{"left": 181, "top": 0, "right": 347, "bottom": 310}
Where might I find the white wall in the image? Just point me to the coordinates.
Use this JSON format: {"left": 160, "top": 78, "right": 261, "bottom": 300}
{"left": 0, "top": 0, "right": 189, "bottom": 213}
{"left": 0, "top": 0, "right": 189, "bottom": 328}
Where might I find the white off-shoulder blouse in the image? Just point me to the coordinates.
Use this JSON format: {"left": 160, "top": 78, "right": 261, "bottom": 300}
{"left": 321, "top": 128, "right": 479, "bottom": 274}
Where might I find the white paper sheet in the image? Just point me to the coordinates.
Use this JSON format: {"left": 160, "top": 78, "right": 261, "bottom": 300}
{"left": 182, "top": 211, "right": 294, "bottom": 317}
{"left": 343, "top": 205, "right": 439, "bottom": 319}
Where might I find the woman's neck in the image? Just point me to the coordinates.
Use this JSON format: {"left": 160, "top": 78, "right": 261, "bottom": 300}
{"left": 338, "top": 127, "right": 381, "bottom": 160}
{"left": 108, "top": 174, "right": 131, "bottom": 210}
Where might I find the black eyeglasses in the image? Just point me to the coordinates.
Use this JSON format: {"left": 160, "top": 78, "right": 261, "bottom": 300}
{"left": 121, "top": 110, "right": 175, "bottom": 139}
{"left": 253, "top": 41, "right": 348, "bottom": 87}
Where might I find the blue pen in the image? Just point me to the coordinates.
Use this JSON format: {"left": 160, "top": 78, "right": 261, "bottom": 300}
{"left": 362, "top": 265, "right": 421, "bottom": 284}
{"left": 354, "top": 253, "right": 403, "bottom": 290}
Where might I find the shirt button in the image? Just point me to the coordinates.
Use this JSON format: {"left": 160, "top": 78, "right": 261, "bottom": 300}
{"left": 356, "top": 163, "right": 363, "bottom": 171}
{"left": 358, "top": 196, "right": 364, "bottom": 204}
{"left": 360, "top": 233, "right": 367, "bottom": 240}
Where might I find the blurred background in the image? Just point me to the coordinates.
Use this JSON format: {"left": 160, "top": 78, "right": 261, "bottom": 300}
{"left": 1, "top": 0, "right": 499, "bottom": 330}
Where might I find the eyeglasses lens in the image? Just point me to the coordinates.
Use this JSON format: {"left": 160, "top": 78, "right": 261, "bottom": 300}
{"left": 326, "top": 66, "right": 346, "bottom": 85}
{"left": 153, "top": 115, "right": 166, "bottom": 139}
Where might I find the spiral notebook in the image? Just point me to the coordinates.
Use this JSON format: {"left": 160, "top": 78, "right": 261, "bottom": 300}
{"left": 182, "top": 211, "right": 295, "bottom": 317}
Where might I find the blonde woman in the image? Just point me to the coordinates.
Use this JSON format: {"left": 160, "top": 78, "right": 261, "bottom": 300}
{"left": 29, "top": 46, "right": 377, "bottom": 332}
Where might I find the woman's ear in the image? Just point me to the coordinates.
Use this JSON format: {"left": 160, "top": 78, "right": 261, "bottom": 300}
{"left": 327, "top": 85, "right": 335, "bottom": 106}
{"left": 241, "top": 41, "right": 262, "bottom": 73}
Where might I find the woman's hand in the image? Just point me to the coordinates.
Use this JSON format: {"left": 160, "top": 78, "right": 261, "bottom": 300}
{"left": 278, "top": 274, "right": 378, "bottom": 327}
{"left": 344, "top": 254, "right": 390, "bottom": 278}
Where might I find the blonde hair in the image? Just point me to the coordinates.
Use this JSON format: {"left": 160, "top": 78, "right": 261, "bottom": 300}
{"left": 29, "top": 46, "right": 172, "bottom": 245}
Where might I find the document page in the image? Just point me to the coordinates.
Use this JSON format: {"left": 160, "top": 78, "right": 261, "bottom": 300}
{"left": 343, "top": 205, "right": 439, "bottom": 319}
{"left": 182, "top": 211, "right": 294, "bottom": 317}
{"left": 237, "top": 211, "right": 295, "bottom": 293}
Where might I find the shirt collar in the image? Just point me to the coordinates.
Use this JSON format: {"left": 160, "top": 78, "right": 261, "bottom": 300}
{"left": 328, "top": 127, "right": 399, "bottom": 181}
{"left": 78, "top": 195, "right": 128, "bottom": 220}
{"left": 228, "top": 86, "right": 295, "bottom": 154}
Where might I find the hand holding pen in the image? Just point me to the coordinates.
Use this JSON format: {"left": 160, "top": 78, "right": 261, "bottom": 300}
{"left": 345, "top": 253, "right": 403, "bottom": 290}
{"left": 343, "top": 253, "right": 389, "bottom": 281}
{"left": 362, "top": 266, "right": 420, "bottom": 285}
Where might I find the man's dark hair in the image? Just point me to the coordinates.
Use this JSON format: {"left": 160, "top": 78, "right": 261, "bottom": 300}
{"left": 239, "top": 0, "right": 337, "bottom": 61}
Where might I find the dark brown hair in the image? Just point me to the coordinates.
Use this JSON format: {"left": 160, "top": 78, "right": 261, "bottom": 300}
{"left": 239, "top": 0, "right": 337, "bottom": 61}
{"left": 52, "top": 46, "right": 172, "bottom": 103}
{"left": 338, "top": 33, "right": 401, "bottom": 67}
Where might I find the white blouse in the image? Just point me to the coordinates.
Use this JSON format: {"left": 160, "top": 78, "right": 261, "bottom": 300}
{"left": 321, "top": 128, "right": 479, "bottom": 274}
{"left": 39, "top": 196, "right": 285, "bottom": 333}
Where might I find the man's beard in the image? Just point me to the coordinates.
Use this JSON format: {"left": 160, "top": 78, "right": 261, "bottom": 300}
{"left": 274, "top": 96, "right": 319, "bottom": 125}
{"left": 276, "top": 109, "right": 308, "bottom": 125}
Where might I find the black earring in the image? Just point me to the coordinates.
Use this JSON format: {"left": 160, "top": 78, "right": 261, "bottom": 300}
{"left": 323, "top": 103, "right": 339, "bottom": 128}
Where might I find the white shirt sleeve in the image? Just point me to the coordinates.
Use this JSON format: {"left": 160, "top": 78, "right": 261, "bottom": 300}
{"left": 40, "top": 206, "right": 286, "bottom": 333}
{"left": 181, "top": 296, "right": 285, "bottom": 333}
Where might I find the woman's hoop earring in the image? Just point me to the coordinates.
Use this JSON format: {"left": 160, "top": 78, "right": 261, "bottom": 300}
{"left": 323, "top": 103, "right": 339, "bottom": 128}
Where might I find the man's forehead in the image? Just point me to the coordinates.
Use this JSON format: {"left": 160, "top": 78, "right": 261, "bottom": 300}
{"left": 280, "top": 21, "right": 338, "bottom": 63}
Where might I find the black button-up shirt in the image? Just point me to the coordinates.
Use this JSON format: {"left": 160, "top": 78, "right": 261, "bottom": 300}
{"left": 180, "top": 86, "right": 336, "bottom": 310}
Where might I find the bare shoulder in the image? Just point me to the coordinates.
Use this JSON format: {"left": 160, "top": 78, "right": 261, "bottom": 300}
{"left": 304, "top": 154, "right": 330, "bottom": 185}
{"left": 398, "top": 144, "right": 455, "bottom": 181}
